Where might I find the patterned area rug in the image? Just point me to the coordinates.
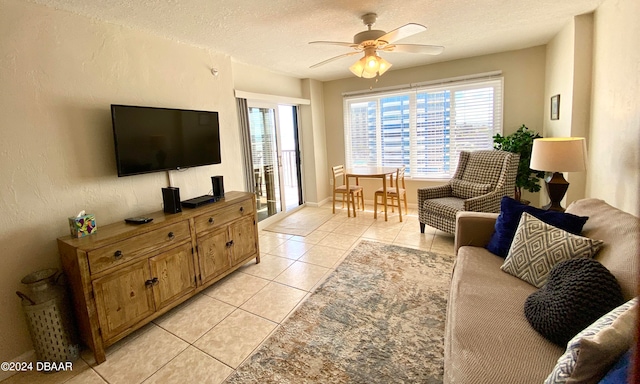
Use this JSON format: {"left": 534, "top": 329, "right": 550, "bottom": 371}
{"left": 225, "top": 240, "right": 454, "bottom": 384}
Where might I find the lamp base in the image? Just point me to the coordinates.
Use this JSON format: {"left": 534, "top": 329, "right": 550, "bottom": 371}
{"left": 542, "top": 172, "right": 569, "bottom": 212}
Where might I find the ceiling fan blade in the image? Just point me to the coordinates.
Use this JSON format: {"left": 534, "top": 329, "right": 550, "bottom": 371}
{"left": 310, "top": 51, "right": 361, "bottom": 68}
{"left": 309, "top": 41, "right": 359, "bottom": 48}
{"left": 376, "top": 23, "right": 427, "bottom": 44}
{"left": 385, "top": 44, "right": 444, "bottom": 55}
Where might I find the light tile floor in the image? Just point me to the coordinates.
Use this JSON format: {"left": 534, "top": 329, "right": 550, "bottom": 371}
{"left": 2, "top": 204, "right": 454, "bottom": 384}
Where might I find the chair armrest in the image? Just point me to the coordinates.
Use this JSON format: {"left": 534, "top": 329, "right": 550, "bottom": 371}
{"left": 417, "top": 184, "right": 452, "bottom": 207}
{"left": 463, "top": 190, "right": 502, "bottom": 213}
{"left": 454, "top": 212, "right": 498, "bottom": 255}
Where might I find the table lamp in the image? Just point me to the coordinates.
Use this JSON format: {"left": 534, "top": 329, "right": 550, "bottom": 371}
{"left": 529, "top": 137, "right": 587, "bottom": 212}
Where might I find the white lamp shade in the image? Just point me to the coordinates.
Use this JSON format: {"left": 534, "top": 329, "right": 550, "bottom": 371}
{"left": 530, "top": 137, "right": 587, "bottom": 172}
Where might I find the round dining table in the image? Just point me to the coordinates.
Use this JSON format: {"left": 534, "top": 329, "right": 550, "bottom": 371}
{"left": 345, "top": 166, "right": 399, "bottom": 221}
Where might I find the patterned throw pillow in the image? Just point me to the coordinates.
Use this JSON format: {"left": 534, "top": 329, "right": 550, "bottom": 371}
{"left": 500, "top": 213, "right": 604, "bottom": 288}
{"left": 486, "top": 197, "right": 589, "bottom": 258}
{"left": 450, "top": 179, "right": 492, "bottom": 199}
{"left": 545, "top": 298, "right": 637, "bottom": 384}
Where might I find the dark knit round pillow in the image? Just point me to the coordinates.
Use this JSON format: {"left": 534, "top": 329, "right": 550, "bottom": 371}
{"left": 524, "top": 258, "right": 624, "bottom": 346}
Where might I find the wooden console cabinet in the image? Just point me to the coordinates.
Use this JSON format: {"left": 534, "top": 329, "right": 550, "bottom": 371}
{"left": 58, "top": 191, "right": 259, "bottom": 364}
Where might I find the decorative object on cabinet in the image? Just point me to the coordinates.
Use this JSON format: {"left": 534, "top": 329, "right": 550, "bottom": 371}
{"left": 68, "top": 212, "right": 97, "bottom": 238}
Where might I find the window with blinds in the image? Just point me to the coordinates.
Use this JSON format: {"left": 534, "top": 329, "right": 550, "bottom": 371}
{"left": 343, "top": 75, "right": 503, "bottom": 178}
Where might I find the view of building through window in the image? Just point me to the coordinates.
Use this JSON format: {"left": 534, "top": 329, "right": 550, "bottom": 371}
{"left": 344, "top": 76, "right": 502, "bottom": 178}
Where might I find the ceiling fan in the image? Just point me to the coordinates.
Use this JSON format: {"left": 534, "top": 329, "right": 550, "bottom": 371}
{"left": 309, "top": 13, "right": 444, "bottom": 78}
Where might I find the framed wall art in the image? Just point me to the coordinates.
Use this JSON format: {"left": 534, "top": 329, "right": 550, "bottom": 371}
{"left": 551, "top": 94, "right": 560, "bottom": 120}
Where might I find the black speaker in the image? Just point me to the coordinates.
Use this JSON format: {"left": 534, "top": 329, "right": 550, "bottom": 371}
{"left": 162, "top": 187, "right": 182, "bottom": 214}
{"left": 212, "top": 176, "right": 224, "bottom": 198}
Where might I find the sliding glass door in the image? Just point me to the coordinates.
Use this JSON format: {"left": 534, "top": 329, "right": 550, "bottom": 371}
{"left": 247, "top": 102, "right": 302, "bottom": 221}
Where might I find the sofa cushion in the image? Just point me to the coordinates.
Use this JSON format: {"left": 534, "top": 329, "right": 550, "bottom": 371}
{"left": 445, "top": 246, "right": 564, "bottom": 384}
{"left": 450, "top": 179, "right": 492, "bottom": 199}
{"left": 524, "top": 258, "right": 624, "bottom": 346}
{"left": 501, "top": 213, "right": 604, "bottom": 288}
{"left": 544, "top": 298, "right": 637, "bottom": 384}
{"left": 487, "top": 197, "right": 589, "bottom": 257}
{"left": 565, "top": 198, "right": 640, "bottom": 300}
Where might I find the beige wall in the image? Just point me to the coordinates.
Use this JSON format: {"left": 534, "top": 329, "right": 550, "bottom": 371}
{"left": 232, "top": 61, "right": 304, "bottom": 98}
{"left": 587, "top": 0, "right": 640, "bottom": 215}
{"left": 322, "top": 46, "right": 547, "bottom": 206}
{"left": 543, "top": 14, "right": 594, "bottom": 206}
{"left": 300, "top": 79, "right": 330, "bottom": 205}
{"left": 0, "top": 0, "right": 245, "bottom": 365}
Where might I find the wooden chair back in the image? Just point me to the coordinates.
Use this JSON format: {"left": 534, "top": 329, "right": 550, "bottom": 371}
{"left": 332, "top": 165, "right": 345, "bottom": 188}
{"left": 388, "top": 165, "right": 406, "bottom": 191}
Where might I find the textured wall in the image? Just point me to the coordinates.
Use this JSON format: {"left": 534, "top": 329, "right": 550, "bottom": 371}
{"left": 587, "top": 0, "right": 640, "bottom": 215}
{"left": 0, "top": 0, "right": 243, "bottom": 364}
{"left": 543, "top": 14, "right": 594, "bottom": 207}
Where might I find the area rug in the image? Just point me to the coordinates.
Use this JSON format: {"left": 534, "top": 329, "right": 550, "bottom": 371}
{"left": 225, "top": 240, "right": 454, "bottom": 384}
{"left": 263, "top": 207, "right": 334, "bottom": 237}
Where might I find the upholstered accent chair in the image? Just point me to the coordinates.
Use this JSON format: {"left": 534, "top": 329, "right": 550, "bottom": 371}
{"left": 417, "top": 150, "right": 519, "bottom": 234}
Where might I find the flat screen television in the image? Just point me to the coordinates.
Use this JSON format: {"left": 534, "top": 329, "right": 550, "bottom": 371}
{"left": 111, "top": 104, "right": 221, "bottom": 177}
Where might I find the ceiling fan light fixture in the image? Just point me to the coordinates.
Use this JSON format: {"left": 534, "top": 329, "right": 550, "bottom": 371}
{"left": 377, "top": 57, "right": 392, "bottom": 75}
{"left": 361, "top": 69, "right": 378, "bottom": 79}
{"left": 350, "top": 53, "right": 392, "bottom": 78}
{"left": 309, "top": 13, "right": 443, "bottom": 78}
{"left": 365, "top": 54, "right": 380, "bottom": 71}
{"left": 349, "top": 57, "right": 367, "bottom": 77}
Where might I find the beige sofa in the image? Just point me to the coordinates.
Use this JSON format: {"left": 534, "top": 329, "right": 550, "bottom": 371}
{"left": 445, "top": 198, "right": 639, "bottom": 383}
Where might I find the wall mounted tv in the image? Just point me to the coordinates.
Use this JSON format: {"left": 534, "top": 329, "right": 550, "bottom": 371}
{"left": 111, "top": 104, "right": 221, "bottom": 177}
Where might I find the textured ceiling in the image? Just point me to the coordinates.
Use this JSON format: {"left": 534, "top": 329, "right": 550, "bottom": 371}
{"left": 25, "top": 0, "right": 604, "bottom": 81}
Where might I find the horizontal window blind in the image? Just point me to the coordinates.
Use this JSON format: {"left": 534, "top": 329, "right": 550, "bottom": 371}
{"left": 344, "top": 75, "right": 503, "bottom": 178}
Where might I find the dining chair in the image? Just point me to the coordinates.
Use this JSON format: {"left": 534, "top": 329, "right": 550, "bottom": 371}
{"left": 374, "top": 165, "right": 407, "bottom": 222}
{"left": 332, "top": 165, "right": 364, "bottom": 216}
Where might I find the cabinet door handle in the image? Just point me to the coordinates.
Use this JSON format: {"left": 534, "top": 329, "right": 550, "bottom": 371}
{"left": 226, "top": 240, "right": 234, "bottom": 248}
{"left": 208, "top": 217, "right": 214, "bottom": 224}
{"left": 239, "top": 206, "right": 244, "bottom": 213}
{"left": 114, "top": 250, "right": 123, "bottom": 259}
{"left": 145, "top": 277, "right": 160, "bottom": 288}
{"left": 167, "top": 232, "right": 174, "bottom": 239}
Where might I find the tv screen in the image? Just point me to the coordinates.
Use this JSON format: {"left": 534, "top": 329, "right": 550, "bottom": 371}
{"left": 111, "top": 105, "right": 221, "bottom": 177}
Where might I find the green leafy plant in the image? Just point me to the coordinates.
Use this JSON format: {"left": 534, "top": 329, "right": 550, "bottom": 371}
{"left": 493, "top": 125, "right": 546, "bottom": 202}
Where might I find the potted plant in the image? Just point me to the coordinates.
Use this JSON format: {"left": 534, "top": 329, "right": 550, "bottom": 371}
{"left": 493, "top": 124, "right": 546, "bottom": 202}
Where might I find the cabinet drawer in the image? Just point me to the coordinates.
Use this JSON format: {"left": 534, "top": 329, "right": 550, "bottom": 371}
{"left": 87, "top": 221, "right": 191, "bottom": 275}
{"left": 194, "top": 200, "right": 254, "bottom": 235}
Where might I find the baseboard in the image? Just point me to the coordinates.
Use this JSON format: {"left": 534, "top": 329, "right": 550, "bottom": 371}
{"left": 0, "top": 350, "right": 35, "bottom": 381}
{"left": 305, "top": 197, "right": 331, "bottom": 207}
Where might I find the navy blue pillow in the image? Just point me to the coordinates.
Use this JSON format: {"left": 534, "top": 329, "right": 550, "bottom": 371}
{"left": 599, "top": 349, "right": 631, "bottom": 384}
{"left": 486, "top": 197, "right": 589, "bottom": 257}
